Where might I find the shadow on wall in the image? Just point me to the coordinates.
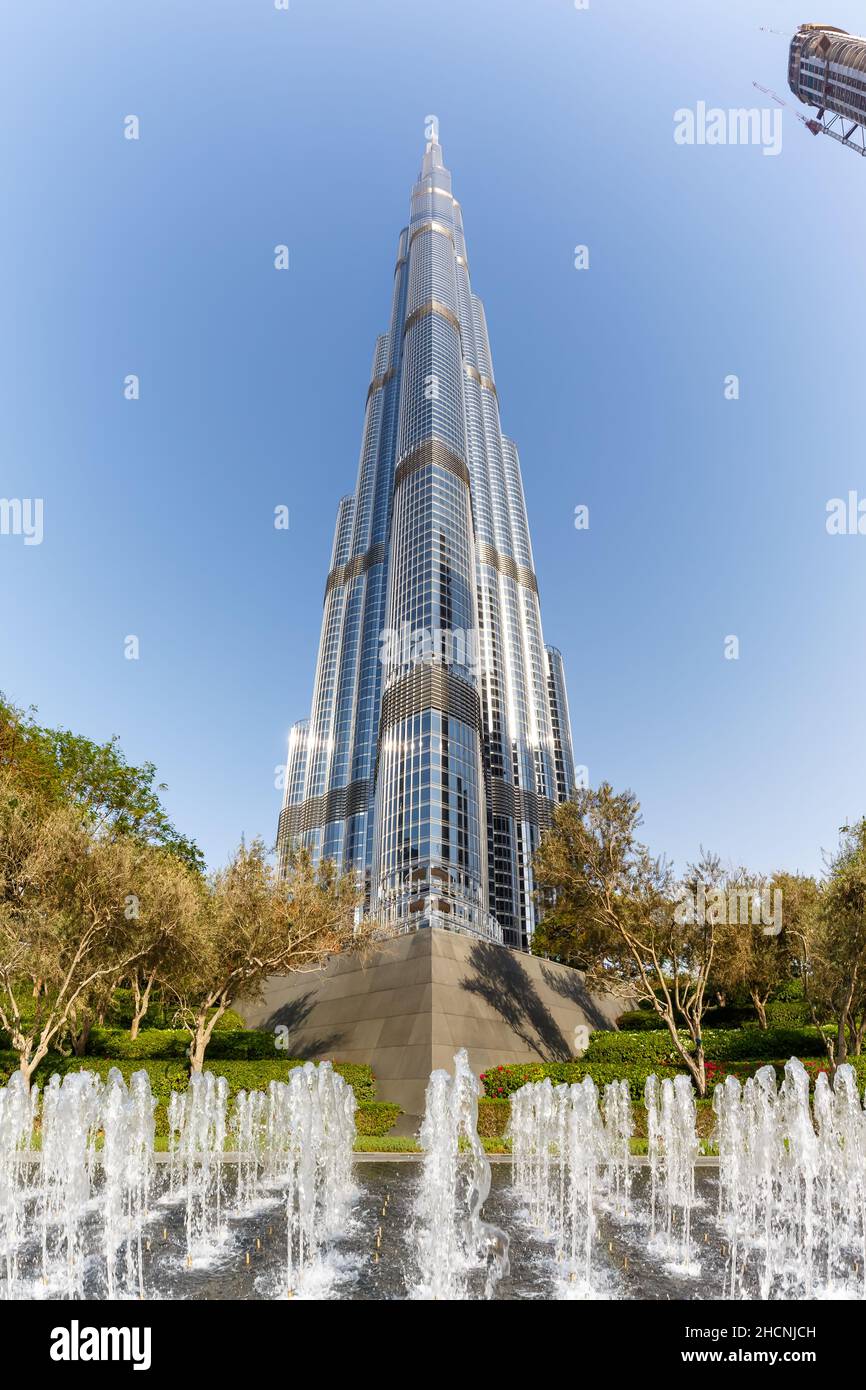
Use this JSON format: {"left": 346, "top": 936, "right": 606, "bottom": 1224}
{"left": 262, "top": 989, "right": 346, "bottom": 1061}
{"left": 539, "top": 963, "right": 611, "bottom": 1032}
{"left": 461, "top": 941, "right": 574, "bottom": 1061}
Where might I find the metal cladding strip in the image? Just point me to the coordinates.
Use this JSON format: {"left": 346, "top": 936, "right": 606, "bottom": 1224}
{"left": 462, "top": 360, "right": 496, "bottom": 396}
{"left": 366, "top": 367, "right": 396, "bottom": 402}
{"left": 379, "top": 664, "right": 482, "bottom": 735}
{"left": 324, "top": 541, "right": 387, "bottom": 597}
{"left": 393, "top": 439, "right": 471, "bottom": 491}
{"left": 279, "top": 777, "right": 372, "bottom": 842}
{"left": 488, "top": 776, "right": 554, "bottom": 828}
{"left": 408, "top": 219, "right": 456, "bottom": 249}
{"left": 476, "top": 540, "right": 538, "bottom": 594}
{"left": 402, "top": 299, "right": 462, "bottom": 340}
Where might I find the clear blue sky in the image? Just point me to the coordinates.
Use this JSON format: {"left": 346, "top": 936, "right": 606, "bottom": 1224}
{"left": 2, "top": 0, "right": 864, "bottom": 878}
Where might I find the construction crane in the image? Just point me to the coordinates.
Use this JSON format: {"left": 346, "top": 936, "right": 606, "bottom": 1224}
{"left": 752, "top": 81, "right": 824, "bottom": 138}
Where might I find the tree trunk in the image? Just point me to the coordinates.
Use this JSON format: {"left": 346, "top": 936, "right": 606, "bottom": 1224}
{"left": 71, "top": 1019, "right": 92, "bottom": 1057}
{"left": 17, "top": 1057, "right": 37, "bottom": 1090}
{"left": 751, "top": 992, "right": 768, "bottom": 1030}
{"left": 129, "top": 969, "right": 155, "bottom": 1040}
{"left": 692, "top": 1042, "right": 706, "bottom": 1098}
{"left": 188, "top": 997, "right": 229, "bottom": 1072}
{"left": 655, "top": 1006, "right": 708, "bottom": 1097}
{"left": 17, "top": 1038, "right": 49, "bottom": 1090}
{"left": 188, "top": 1016, "right": 209, "bottom": 1073}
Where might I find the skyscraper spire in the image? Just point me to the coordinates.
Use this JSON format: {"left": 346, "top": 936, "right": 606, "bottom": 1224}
{"left": 278, "top": 123, "right": 577, "bottom": 949}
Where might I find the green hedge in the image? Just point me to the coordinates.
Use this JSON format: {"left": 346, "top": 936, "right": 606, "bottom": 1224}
{"left": 480, "top": 1054, "right": 866, "bottom": 1103}
{"left": 615, "top": 1010, "right": 675, "bottom": 1032}
{"left": 85, "top": 1027, "right": 278, "bottom": 1061}
{"left": 616, "top": 1006, "right": 758, "bottom": 1032}
{"left": 0, "top": 1053, "right": 384, "bottom": 1137}
{"left": 585, "top": 1026, "right": 830, "bottom": 1066}
{"left": 199, "top": 1059, "right": 376, "bottom": 1103}
{"left": 0, "top": 1052, "right": 375, "bottom": 1102}
{"left": 3, "top": 1057, "right": 190, "bottom": 1136}
{"left": 765, "top": 1000, "right": 813, "bottom": 1027}
{"left": 480, "top": 1061, "right": 681, "bottom": 1102}
{"left": 354, "top": 1102, "right": 401, "bottom": 1137}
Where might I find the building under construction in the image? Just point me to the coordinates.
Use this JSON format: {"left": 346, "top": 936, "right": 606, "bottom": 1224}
{"left": 788, "top": 23, "right": 866, "bottom": 155}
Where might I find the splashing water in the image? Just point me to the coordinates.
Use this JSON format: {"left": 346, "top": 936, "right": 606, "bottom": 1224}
{"left": 510, "top": 1074, "right": 632, "bottom": 1294}
{"left": 713, "top": 1059, "right": 866, "bottom": 1298}
{"left": 170, "top": 1071, "right": 230, "bottom": 1264}
{"left": 0, "top": 1073, "right": 37, "bottom": 1291}
{"left": 0, "top": 1061, "right": 358, "bottom": 1300}
{"left": 269, "top": 1062, "right": 358, "bottom": 1297}
{"left": 644, "top": 1074, "right": 700, "bottom": 1275}
{"left": 413, "top": 1049, "right": 510, "bottom": 1299}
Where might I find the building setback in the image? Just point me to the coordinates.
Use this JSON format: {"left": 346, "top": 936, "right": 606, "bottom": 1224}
{"left": 277, "top": 129, "right": 577, "bottom": 951}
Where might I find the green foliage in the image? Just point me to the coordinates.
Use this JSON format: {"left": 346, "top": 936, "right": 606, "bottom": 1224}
{"left": 584, "top": 1026, "right": 829, "bottom": 1066}
{"left": 354, "top": 1102, "right": 401, "bottom": 1136}
{"left": 85, "top": 1027, "right": 276, "bottom": 1061}
{"left": 105, "top": 989, "right": 169, "bottom": 1031}
{"left": 616, "top": 991, "right": 814, "bottom": 1033}
{"left": 703, "top": 1027, "right": 829, "bottom": 1061}
{"left": 480, "top": 1060, "right": 681, "bottom": 1102}
{"left": 481, "top": 1048, "right": 860, "bottom": 1105}
{"left": 764, "top": 999, "right": 812, "bottom": 1027}
{"left": 201, "top": 1059, "right": 376, "bottom": 1102}
{"left": 0, "top": 694, "right": 203, "bottom": 870}
{"left": 615, "top": 1010, "right": 673, "bottom": 1032}
{"left": 213, "top": 1010, "right": 245, "bottom": 1032}
{"left": 353, "top": 1136, "right": 420, "bottom": 1152}
{"left": 617, "top": 1005, "right": 759, "bottom": 1031}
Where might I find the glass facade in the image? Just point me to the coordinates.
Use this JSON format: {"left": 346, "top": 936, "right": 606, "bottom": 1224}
{"left": 277, "top": 133, "right": 577, "bottom": 949}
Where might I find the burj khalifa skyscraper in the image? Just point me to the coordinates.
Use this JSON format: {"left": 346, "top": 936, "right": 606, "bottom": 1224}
{"left": 277, "top": 125, "right": 576, "bottom": 950}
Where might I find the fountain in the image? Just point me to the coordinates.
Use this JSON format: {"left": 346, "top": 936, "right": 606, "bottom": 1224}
{"left": 645, "top": 1073, "right": 700, "bottom": 1275}
{"left": 0, "top": 1072, "right": 37, "bottom": 1291}
{"left": 603, "top": 1079, "right": 633, "bottom": 1218}
{"left": 510, "top": 1074, "right": 631, "bottom": 1294}
{"left": 713, "top": 1059, "right": 866, "bottom": 1298}
{"left": 169, "top": 1071, "right": 230, "bottom": 1263}
{"left": 0, "top": 1061, "right": 358, "bottom": 1300}
{"left": 269, "top": 1061, "right": 358, "bottom": 1296}
{"left": 3, "top": 1053, "right": 866, "bottom": 1300}
{"left": 412, "top": 1049, "right": 509, "bottom": 1299}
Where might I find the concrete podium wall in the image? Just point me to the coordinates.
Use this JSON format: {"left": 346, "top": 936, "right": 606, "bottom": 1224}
{"left": 237, "top": 928, "right": 621, "bottom": 1121}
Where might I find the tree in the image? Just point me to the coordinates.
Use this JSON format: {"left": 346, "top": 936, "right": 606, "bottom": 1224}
{"left": 533, "top": 785, "right": 717, "bottom": 1095}
{"left": 791, "top": 827, "right": 866, "bottom": 1066}
{"left": 705, "top": 865, "right": 795, "bottom": 1029}
{"left": 123, "top": 852, "right": 203, "bottom": 1038}
{"left": 0, "top": 772, "right": 151, "bottom": 1084}
{"left": 167, "top": 841, "right": 360, "bottom": 1072}
{"left": 0, "top": 694, "right": 203, "bottom": 872}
